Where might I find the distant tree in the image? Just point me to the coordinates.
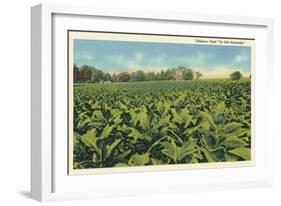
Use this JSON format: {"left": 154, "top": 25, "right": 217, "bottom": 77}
{"left": 155, "top": 71, "right": 164, "bottom": 81}
{"left": 182, "top": 68, "right": 194, "bottom": 80}
{"left": 145, "top": 72, "right": 156, "bottom": 81}
{"left": 112, "top": 73, "right": 118, "bottom": 82}
{"left": 171, "top": 66, "right": 189, "bottom": 80}
{"left": 117, "top": 72, "right": 130, "bottom": 82}
{"left": 73, "top": 64, "right": 80, "bottom": 83}
{"left": 134, "top": 70, "right": 146, "bottom": 81}
{"left": 164, "top": 69, "right": 174, "bottom": 80}
{"left": 230, "top": 71, "right": 243, "bottom": 80}
{"left": 195, "top": 71, "right": 203, "bottom": 80}
{"left": 159, "top": 70, "right": 165, "bottom": 80}
{"left": 91, "top": 68, "right": 104, "bottom": 82}
{"left": 80, "top": 65, "right": 93, "bottom": 82}
{"left": 130, "top": 72, "right": 137, "bottom": 81}
{"left": 104, "top": 73, "right": 112, "bottom": 81}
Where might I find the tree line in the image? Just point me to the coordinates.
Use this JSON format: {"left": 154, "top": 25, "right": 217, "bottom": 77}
{"left": 73, "top": 64, "right": 203, "bottom": 83}
{"left": 74, "top": 64, "right": 246, "bottom": 83}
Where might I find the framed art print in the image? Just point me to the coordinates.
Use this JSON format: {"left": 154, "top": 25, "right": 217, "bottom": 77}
{"left": 31, "top": 3, "right": 274, "bottom": 201}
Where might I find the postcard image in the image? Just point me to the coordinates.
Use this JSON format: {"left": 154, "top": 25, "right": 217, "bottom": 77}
{"left": 68, "top": 31, "right": 254, "bottom": 175}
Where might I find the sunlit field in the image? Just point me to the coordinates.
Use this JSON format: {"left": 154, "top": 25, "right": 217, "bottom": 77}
{"left": 72, "top": 79, "right": 251, "bottom": 169}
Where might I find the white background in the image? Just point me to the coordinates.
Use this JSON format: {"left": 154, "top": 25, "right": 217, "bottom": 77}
{"left": 0, "top": 0, "right": 280, "bottom": 205}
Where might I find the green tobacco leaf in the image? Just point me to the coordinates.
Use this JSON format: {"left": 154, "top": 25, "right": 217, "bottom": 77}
{"left": 139, "top": 105, "right": 149, "bottom": 129}
{"left": 225, "top": 153, "right": 240, "bottom": 162}
{"left": 73, "top": 132, "right": 81, "bottom": 145}
{"left": 128, "top": 153, "right": 150, "bottom": 166}
{"left": 229, "top": 128, "right": 246, "bottom": 137}
{"left": 92, "top": 153, "right": 99, "bottom": 163}
{"left": 129, "top": 106, "right": 149, "bottom": 129}
{"left": 215, "top": 101, "right": 225, "bottom": 115}
{"left": 201, "top": 148, "right": 215, "bottom": 162}
{"left": 151, "top": 158, "right": 163, "bottom": 165}
{"left": 129, "top": 109, "right": 138, "bottom": 126}
{"left": 91, "top": 101, "right": 100, "bottom": 110}
{"left": 110, "top": 109, "right": 123, "bottom": 124}
{"left": 77, "top": 116, "right": 91, "bottom": 130}
{"left": 171, "top": 108, "right": 192, "bottom": 127}
{"left": 190, "top": 155, "right": 199, "bottom": 163}
{"left": 128, "top": 127, "right": 145, "bottom": 142}
{"left": 161, "top": 139, "right": 178, "bottom": 162}
{"left": 171, "top": 108, "right": 182, "bottom": 124}
{"left": 180, "top": 108, "right": 192, "bottom": 128}
{"left": 228, "top": 148, "right": 251, "bottom": 160}
{"left": 151, "top": 116, "right": 170, "bottom": 131}
{"left": 178, "top": 140, "right": 197, "bottom": 161}
{"left": 202, "top": 133, "right": 217, "bottom": 148}
{"left": 148, "top": 136, "right": 169, "bottom": 152}
{"left": 104, "top": 139, "right": 121, "bottom": 160}
{"left": 160, "top": 127, "right": 169, "bottom": 135}
{"left": 118, "top": 149, "right": 132, "bottom": 161}
{"left": 156, "top": 101, "right": 165, "bottom": 114}
{"left": 223, "top": 136, "right": 248, "bottom": 148}
{"left": 166, "top": 128, "right": 183, "bottom": 145}
{"left": 110, "top": 108, "right": 121, "bottom": 117}
{"left": 99, "top": 124, "right": 114, "bottom": 140}
{"left": 118, "top": 101, "right": 128, "bottom": 110}
{"left": 223, "top": 122, "right": 243, "bottom": 134}
{"left": 80, "top": 129, "right": 98, "bottom": 151}
{"left": 200, "top": 111, "right": 216, "bottom": 129}
{"left": 92, "top": 110, "right": 105, "bottom": 121}
{"left": 156, "top": 101, "right": 170, "bottom": 115}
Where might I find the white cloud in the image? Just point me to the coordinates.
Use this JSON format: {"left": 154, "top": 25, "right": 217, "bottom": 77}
{"left": 134, "top": 52, "right": 145, "bottom": 61}
{"left": 194, "top": 51, "right": 214, "bottom": 61}
{"left": 234, "top": 51, "right": 250, "bottom": 64}
{"left": 101, "top": 55, "right": 127, "bottom": 69}
{"left": 154, "top": 54, "right": 167, "bottom": 64}
{"left": 77, "top": 53, "right": 95, "bottom": 61}
{"left": 127, "top": 62, "right": 167, "bottom": 73}
{"left": 127, "top": 62, "right": 140, "bottom": 72}
{"left": 93, "top": 49, "right": 251, "bottom": 78}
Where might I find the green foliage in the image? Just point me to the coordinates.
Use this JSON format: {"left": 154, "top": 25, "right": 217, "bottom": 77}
{"left": 128, "top": 153, "right": 150, "bottom": 166}
{"left": 79, "top": 65, "right": 93, "bottom": 82}
{"left": 91, "top": 68, "right": 104, "bottom": 82}
{"left": 73, "top": 79, "right": 251, "bottom": 169}
{"left": 228, "top": 148, "right": 251, "bottom": 160}
{"left": 73, "top": 64, "right": 80, "bottom": 83}
{"left": 195, "top": 71, "right": 203, "bottom": 80}
{"left": 164, "top": 69, "right": 174, "bottom": 80}
{"left": 182, "top": 68, "right": 194, "bottom": 80}
{"left": 134, "top": 70, "right": 146, "bottom": 81}
{"left": 230, "top": 71, "right": 243, "bottom": 80}
{"left": 145, "top": 72, "right": 157, "bottom": 81}
{"left": 117, "top": 72, "right": 131, "bottom": 82}
{"left": 75, "top": 64, "right": 204, "bottom": 83}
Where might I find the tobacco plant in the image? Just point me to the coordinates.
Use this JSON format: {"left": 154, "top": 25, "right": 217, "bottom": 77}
{"left": 72, "top": 79, "right": 251, "bottom": 169}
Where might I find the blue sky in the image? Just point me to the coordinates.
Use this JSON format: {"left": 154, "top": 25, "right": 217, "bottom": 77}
{"left": 74, "top": 39, "right": 251, "bottom": 78}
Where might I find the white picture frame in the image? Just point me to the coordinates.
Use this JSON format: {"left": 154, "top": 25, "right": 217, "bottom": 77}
{"left": 31, "top": 3, "right": 274, "bottom": 202}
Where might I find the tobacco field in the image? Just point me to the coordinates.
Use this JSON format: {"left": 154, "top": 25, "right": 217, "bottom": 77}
{"left": 72, "top": 79, "right": 251, "bottom": 169}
